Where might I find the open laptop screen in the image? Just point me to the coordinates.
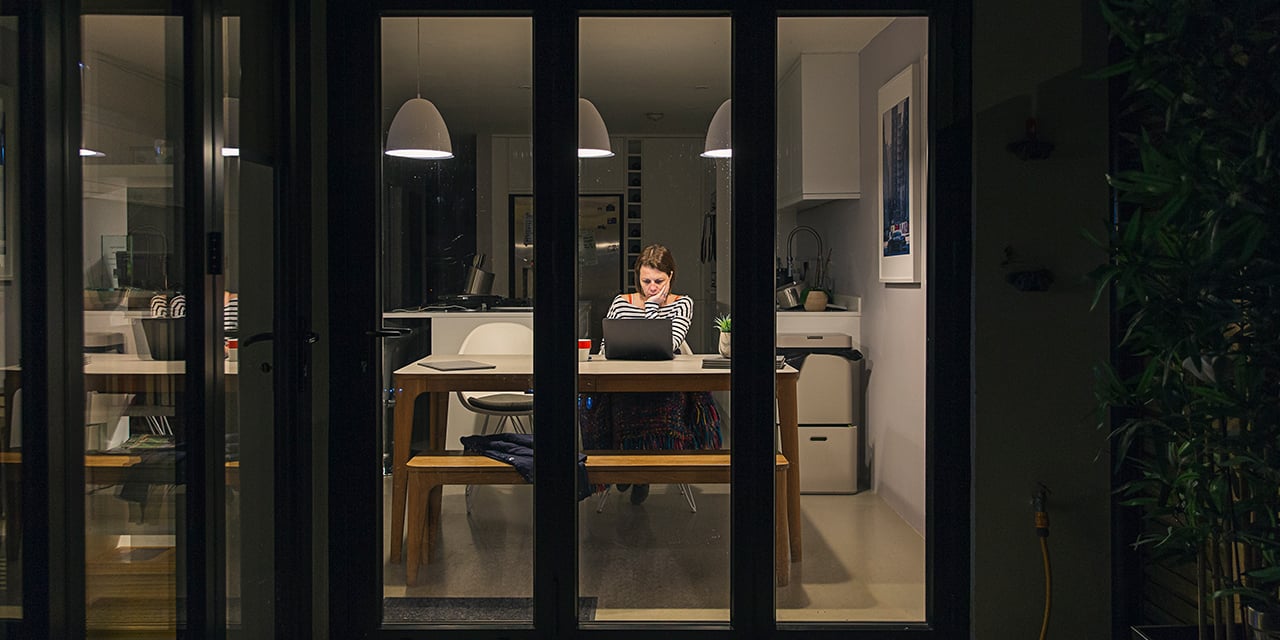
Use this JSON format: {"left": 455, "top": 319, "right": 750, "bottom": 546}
{"left": 602, "top": 318, "right": 674, "bottom": 360}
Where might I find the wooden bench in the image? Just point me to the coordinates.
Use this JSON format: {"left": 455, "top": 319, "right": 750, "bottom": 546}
{"left": 405, "top": 451, "right": 791, "bottom": 587}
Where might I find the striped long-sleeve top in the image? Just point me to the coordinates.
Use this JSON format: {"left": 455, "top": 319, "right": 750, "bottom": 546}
{"left": 604, "top": 293, "right": 693, "bottom": 353}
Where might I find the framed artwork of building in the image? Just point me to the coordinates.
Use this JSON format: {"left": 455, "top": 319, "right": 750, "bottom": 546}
{"left": 877, "top": 62, "right": 922, "bottom": 283}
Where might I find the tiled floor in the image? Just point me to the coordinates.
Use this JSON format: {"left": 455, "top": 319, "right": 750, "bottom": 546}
{"left": 383, "top": 480, "right": 926, "bottom": 623}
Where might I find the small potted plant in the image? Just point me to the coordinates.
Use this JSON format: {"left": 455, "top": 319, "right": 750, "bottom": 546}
{"left": 714, "top": 314, "right": 731, "bottom": 358}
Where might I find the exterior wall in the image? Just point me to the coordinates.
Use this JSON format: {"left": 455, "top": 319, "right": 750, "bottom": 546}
{"left": 972, "top": 1, "right": 1113, "bottom": 638}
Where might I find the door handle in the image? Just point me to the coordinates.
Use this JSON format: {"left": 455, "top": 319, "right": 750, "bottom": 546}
{"left": 368, "top": 327, "right": 413, "bottom": 338}
{"left": 241, "top": 331, "right": 320, "bottom": 348}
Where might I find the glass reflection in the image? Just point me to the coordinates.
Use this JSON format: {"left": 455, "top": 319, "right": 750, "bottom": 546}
{"left": 577, "top": 17, "right": 732, "bottom": 623}
{"left": 379, "top": 17, "right": 534, "bottom": 625}
{"left": 775, "top": 16, "right": 927, "bottom": 622}
{"left": 222, "top": 14, "right": 242, "bottom": 630}
{"left": 81, "top": 15, "right": 186, "bottom": 634}
{"left": 0, "top": 11, "right": 21, "bottom": 621}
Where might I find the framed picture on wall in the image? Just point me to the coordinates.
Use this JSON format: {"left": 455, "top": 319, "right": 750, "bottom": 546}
{"left": 877, "top": 62, "right": 922, "bottom": 283}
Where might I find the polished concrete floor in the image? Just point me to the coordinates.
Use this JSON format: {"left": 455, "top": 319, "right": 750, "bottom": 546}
{"left": 383, "top": 480, "right": 926, "bottom": 623}
{"left": 1, "top": 476, "right": 924, "bottom": 630}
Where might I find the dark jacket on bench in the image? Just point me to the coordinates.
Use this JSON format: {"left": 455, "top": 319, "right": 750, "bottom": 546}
{"left": 460, "top": 433, "right": 592, "bottom": 501}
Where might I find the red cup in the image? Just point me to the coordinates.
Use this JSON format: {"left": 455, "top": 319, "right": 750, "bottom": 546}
{"left": 578, "top": 339, "right": 591, "bottom": 361}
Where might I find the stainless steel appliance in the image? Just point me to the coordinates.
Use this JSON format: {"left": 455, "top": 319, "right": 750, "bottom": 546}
{"left": 511, "top": 194, "right": 623, "bottom": 346}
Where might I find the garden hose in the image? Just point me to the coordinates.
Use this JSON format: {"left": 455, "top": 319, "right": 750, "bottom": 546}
{"left": 1034, "top": 487, "right": 1051, "bottom": 640}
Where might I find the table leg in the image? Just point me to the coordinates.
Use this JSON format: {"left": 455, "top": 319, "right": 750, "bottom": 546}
{"left": 777, "top": 375, "right": 802, "bottom": 562}
{"left": 405, "top": 474, "right": 427, "bottom": 586}
{"left": 427, "top": 392, "right": 448, "bottom": 547}
{"left": 389, "top": 380, "right": 420, "bottom": 563}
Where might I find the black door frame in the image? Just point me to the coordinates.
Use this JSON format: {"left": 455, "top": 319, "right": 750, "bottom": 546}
{"left": 327, "top": 1, "right": 971, "bottom": 638}
{"left": 8, "top": 0, "right": 969, "bottom": 636}
{"left": 10, "top": 0, "right": 263, "bottom": 636}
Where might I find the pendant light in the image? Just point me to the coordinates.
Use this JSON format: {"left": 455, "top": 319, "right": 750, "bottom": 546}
{"left": 385, "top": 18, "right": 453, "bottom": 159}
{"left": 80, "top": 61, "right": 106, "bottom": 158}
{"left": 578, "top": 98, "right": 613, "bottom": 158}
{"left": 700, "top": 99, "right": 731, "bottom": 158}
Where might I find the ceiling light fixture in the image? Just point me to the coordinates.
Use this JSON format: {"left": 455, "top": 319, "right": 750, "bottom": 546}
{"left": 578, "top": 98, "right": 613, "bottom": 158}
{"left": 700, "top": 99, "right": 731, "bottom": 158}
{"left": 385, "top": 18, "right": 453, "bottom": 160}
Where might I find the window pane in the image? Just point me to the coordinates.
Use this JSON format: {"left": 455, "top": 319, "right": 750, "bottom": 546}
{"left": 0, "top": 10, "right": 20, "bottom": 621}
{"left": 221, "top": 13, "right": 242, "bottom": 631}
{"left": 775, "top": 16, "right": 927, "bottom": 623}
{"left": 379, "top": 17, "right": 535, "bottom": 625}
{"left": 577, "top": 17, "right": 731, "bottom": 624}
{"left": 81, "top": 14, "right": 186, "bottom": 634}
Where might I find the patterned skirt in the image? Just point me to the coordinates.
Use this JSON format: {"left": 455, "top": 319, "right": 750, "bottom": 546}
{"left": 578, "top": 391, "right": 723, "bottom": 452}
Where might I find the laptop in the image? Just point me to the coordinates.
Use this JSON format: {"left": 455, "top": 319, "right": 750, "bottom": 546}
{"left": 602, "top": 318, "right": 674, "bottom": 360}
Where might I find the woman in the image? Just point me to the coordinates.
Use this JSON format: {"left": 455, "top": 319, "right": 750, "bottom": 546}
{"left": 602, "top": 244, "right": 693, "bottom": 355}
{"left": 581, "top": 244, "right": 722, "bottom": 504}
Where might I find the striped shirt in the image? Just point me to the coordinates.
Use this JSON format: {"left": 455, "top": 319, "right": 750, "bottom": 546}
{"left": 604, "top": 293, "right": 693, "bottom": 353}
{"left": 224, "top": 297, "right": 239, "bottom": 335}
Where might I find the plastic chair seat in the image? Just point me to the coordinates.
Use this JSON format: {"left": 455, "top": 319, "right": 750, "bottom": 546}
{"left": 465, "top": 393, "right": 534, "bottom": 412}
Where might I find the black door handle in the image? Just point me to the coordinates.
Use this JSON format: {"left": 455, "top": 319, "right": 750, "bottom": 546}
{"left": 241, "top": 331, "right": 320, "bottom": 348}
{"left": 368, "top": 327, "right": 413, "bottom": 338}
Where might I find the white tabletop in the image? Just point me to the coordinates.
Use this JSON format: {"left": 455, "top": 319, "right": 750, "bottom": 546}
{"left": 394, "top": 353, "right": 794, "bottom": 377}
{"left": 83, "top": 353, "right": 238, "bottom": 376}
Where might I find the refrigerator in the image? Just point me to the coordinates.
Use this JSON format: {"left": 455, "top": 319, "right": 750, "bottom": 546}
{"left": 510, "top": 193, "right": 623, "bottom": 349}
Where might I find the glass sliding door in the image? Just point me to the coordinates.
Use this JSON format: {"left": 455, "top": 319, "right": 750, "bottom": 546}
{"left": 0, "top": 8, "right": 20, "bottom": 622}
{"left": 378, "top": 16, "right": 536, "bottom": 625}
{"left": 80, "top": 15, "right": 188, "bottom": 634}
{"left": 329, "top": 4, "right": 969, "bottom": 637}
{"left": 576, "top": 16, "right": 733, "bottom": 623}
{"left": 774, "top": 15, "right": 928, "bottom": 624}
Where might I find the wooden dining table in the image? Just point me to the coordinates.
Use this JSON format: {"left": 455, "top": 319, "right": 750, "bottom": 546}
{"left": 389, "top": 353, "right": 802, "bottom": 565}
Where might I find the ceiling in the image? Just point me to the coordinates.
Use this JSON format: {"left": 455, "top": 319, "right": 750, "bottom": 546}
{"left": 383, "top": 16, "right": 894, "bottom": 137}
{"left": 80, "top": 15, "right": 895, "bottom": 140}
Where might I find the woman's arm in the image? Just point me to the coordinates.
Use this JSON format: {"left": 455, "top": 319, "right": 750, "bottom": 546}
{"left": 661, "top": 297, "right": 693, "bottom": 351}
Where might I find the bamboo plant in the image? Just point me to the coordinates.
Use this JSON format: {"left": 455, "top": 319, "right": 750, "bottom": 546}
{"left": 1092, "top": 1, "right": 1280, "bottom": 637}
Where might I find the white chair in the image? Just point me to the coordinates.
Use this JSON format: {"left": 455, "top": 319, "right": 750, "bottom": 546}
{"left": 456, "top": 322, "right": 535, "bottom": 437}
{"left": 457, "top": 322, "right": 534, "bottom": 514}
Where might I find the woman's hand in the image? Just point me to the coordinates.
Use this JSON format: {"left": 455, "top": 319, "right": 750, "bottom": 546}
{"left": 646, "top": 282, "right": 669, "bottom": 306}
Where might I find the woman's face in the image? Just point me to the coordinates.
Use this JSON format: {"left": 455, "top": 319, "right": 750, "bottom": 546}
{"left": 638, "top": 265, "right": 672, "bottom": 298}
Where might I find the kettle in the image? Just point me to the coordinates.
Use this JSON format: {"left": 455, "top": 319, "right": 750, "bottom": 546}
{"left": 463, "top": 254, "right": 495, "bottom": 295}
{"left": 775, "top": 281, "right": 804, "bottom": 310}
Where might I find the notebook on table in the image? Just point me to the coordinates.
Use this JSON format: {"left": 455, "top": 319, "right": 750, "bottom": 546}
{"left": 418, "top": 360, "right": 497, "bottom": 371}
{"left": 602, "top": 318, "right": 674, "bottom": 360}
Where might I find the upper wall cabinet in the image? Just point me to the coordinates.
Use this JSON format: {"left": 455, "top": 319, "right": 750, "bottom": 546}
{"left": 777, "top": 52, "right": 860, "bottom": 212}
{"left": 502, "top": 135, "right": 625, "bottom": 194}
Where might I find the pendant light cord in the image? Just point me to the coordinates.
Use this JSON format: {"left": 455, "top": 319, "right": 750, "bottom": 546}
{"left": 415, "top": 18, "right": 422, "bottom": 98}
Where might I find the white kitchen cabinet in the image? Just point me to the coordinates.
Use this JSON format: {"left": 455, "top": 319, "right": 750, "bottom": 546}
{"left": 776, "top": 52, "right": 860, "bottom": 211}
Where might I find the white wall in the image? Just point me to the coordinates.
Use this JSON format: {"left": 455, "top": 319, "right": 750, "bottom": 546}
{"left": 797, "top": 17, "right": 929, "bottom": 533}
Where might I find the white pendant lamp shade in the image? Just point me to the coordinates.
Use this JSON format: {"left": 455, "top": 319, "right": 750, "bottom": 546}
{"left": 700, "top": 99, "right": 732, "bottom": 158}
{"left": 578, "top": 98, "right": 614, "bottom": 158}
{"left": 385, "top": 97, "right": 454, "bottom": 159}
{"left": 80, "top": 147, "right": 106, "bottom": 158}
{"left": 222, "top": 97, "right": 240, "bottom": 157}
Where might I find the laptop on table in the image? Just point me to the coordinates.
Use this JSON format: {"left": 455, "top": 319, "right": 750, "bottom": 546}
{"left": 602, "top": 318, "right": 674, "bottom": 360}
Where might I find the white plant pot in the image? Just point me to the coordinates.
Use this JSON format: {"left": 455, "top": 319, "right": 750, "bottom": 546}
{"left": 718, "top": 332, "right": 731, "bottom": 358}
